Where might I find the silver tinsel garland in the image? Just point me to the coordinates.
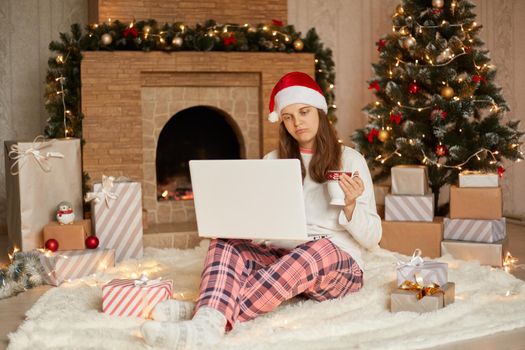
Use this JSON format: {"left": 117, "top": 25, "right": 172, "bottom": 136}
{"left": 0, "top": 250, "right": 45, "bottom": 300}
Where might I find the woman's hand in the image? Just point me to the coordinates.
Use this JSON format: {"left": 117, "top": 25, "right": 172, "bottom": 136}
{"left": 339, "top": 173, "right": 364, "bottom": 221}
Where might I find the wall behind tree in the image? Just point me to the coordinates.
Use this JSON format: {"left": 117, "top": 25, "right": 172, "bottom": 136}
{"left": 289, "top": 0, "right": 525, "bottom": 218}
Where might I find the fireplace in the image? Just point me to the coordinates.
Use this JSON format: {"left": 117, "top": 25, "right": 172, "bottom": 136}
{"left": 81, "top": 51, "right": 315, "bottom": 227}
{"left": 156, "top": 106, "right": 243, "bottom": 201}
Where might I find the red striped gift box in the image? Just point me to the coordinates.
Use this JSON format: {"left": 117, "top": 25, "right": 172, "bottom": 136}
{"left": 91, "top": 181, "right": 143, "bottom": 262}
{"left": 40, "top": 249, "right": 115, "bottom": 286}
{"left": 102, "top": 278, "right": 173, "bottom": 318}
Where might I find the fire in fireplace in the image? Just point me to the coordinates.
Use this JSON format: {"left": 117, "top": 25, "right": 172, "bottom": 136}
{"left": 156, "top": 106, "right": 242, "bottom": 201}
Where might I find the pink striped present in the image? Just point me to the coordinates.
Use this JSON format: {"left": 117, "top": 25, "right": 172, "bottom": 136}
{"left": 89, "top": 178, "right": 143, "bottom": 262}
{"left": 102, "top": 278, "right": 173, "bottom": 318}
{"left": 40, "top": 249, "right": 115, "bottom": 286}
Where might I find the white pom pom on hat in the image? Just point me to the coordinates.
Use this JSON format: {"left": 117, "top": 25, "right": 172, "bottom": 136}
{"left": 268, "top": 71, "right": 328, "bottom": 123}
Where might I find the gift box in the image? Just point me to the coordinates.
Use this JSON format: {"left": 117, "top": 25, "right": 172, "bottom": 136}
{"left": 380, "top": 218, "right": 443, "bottom": 259}
{"left": 42, "top": 220, "right": 92, "bottom": 250}
{"left": 391, "top": 165, "right": 430, "bottom": 196}
{"left": 396, "top": 250, "right": 448, "bottom": 287}
{"left": 449, "top": 186, "right": 502, "bottom": 220}
{"left": 87, "top": 176, "right": 143, "bottom": 262}
{"left": 444, "top": 217, "right": 506, "bottom": 243}
{"left": 441, "top": 238, "right": 508, "bottom": 267}
{"left": 39, "top": 248, "right": 115, "bottom": 286}
{"left": 5, "top": 137, "right": 83, "bottom": 251}
{"left": 374, "top": 184, "right": 390, "bottom": 206}
{"left": 391, "top": 282, "right": 455, "bottom": 313}
{"left": 385, "top": 193, "right": 434, "bottom": 222}
{"left": 459, "top": 171, "right": 499, "bottom": 188}
{"left": 102, "top": 277, "right": 173, "bottom": 318}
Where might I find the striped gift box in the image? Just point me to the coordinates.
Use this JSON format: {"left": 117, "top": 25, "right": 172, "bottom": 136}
{"left": 396, "top": 260, "right": 448, "bottom": 287}
{"left": 444, "top": 217, "right": 506, "bottom": 243}
{"left": 102, "top": 278, "right": 173, "bottom": 318}
{"left": 40, "top": 249, "right": 115, "bottom": 286}
{"left": 92, "top": 181, "right": 143, "bottom": 262}
{"left": 385, "top": 194, "right": 434, "bottom": 222}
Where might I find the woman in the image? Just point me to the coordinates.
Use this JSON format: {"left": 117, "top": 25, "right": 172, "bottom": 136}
{"left": 142, "top": 71, "right": 382, "bottom": 349}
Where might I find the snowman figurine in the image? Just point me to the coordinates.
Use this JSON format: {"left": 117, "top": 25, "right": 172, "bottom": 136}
{"left": 56, "top": 201, "right": 75, "bottom": 225}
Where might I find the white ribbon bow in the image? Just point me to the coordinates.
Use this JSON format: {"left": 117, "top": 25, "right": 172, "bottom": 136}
{"left": 9, "top": 136, "right": 64, "bottom": 175}
{"left": 397, "top": 248, "right": 425, "bottom": 267}
{"left": 84, "top": 175, "right": 119, "bottom": 208}
{"left": 133, "top": 273, "right": 162, "bottom": 287}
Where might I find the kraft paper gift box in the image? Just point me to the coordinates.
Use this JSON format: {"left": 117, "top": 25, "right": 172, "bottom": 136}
{"left": 396, "top": 249, "right": 448, "bottom": 287}
{"left": 380, "top": 218, "right": 443, "bottom": 259}
{"left": 42, "top": 220, "right": 92, "bottom": 250}
{"left": 443, "top": 217, "right": 506, "bottom": 243}
{"left": 458, "top": 171, "right": 499, "bottom": 188}
{"left": 4, "top": 137, "right": 83, "bottom": 251}
{"left": 449, "top": 186, "right": 502, "bottom": 219}
{"left": 102, "top": 277, "right": 173, "bottom": 318}
{"left": 391, "top": 165, "right": 430, "bottom": 196}
{"left": 39, "top": 248, "right": 115, "bottom": 286}
{"left": 385, "top": 193, "right": 434, "bottom": 222}
{"left": 391, "top": 282, "right": 455, "bottom": 313}
{"left": 86, "top": 176, "right": 143, "bottom": 262}
{"left": 441, "top": 238, "right": 508, "bottom": 267}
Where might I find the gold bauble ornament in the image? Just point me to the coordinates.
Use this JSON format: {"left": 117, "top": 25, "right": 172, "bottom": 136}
{"left": 396, "top": 5, "right": 405, "bottom": 15}
{"left": 172, "top": 37, "right": 183, "bottom": 47}
{"left": 441, "top": 86, "right": 455, "bottom": 99}
{"left": 142, "top": 25, "right": 151, "bottom": 34}
{"left": 101, "top": 33, "right": 113, "bottom": 45}
{"left": 293, "top": 39, "right": 304, "bottom": 51}
{"left": 403, "top": 36, "right": 416, "bottom": 49}
{"left": 432, "top": 0, "right": 444, "bottom": 8}
{"left": 378, "top": 129, "right": 389, "bottom": 142}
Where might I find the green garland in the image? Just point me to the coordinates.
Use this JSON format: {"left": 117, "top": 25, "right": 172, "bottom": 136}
{"left": 45, "top": 19, "right": 337, "bottom": 141}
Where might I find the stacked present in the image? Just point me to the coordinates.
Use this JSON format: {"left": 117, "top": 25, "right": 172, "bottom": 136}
{"left": 380, "top": 165, "right": 443, "bottom": 258}
{"left": 391, "top": 249, "right": 455, "bottom": 313}
{"left": 441, "top": 171, "right": 507, "bottom": 267}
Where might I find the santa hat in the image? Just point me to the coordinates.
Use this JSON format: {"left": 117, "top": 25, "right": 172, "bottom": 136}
{"left": 268, "top": 72, "right": 328, "bottom": 123}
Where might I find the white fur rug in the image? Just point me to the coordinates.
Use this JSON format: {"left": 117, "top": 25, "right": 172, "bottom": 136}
{"left": 8, "top": 240, "right": 525, "bottom": 350}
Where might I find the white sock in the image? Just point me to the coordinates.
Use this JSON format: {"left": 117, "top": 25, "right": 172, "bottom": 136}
{"left": 141, "top": 306, "right": 227, "bottom": 349}
{"left": 152, "top": 299, "right": 196, "bottom": 322}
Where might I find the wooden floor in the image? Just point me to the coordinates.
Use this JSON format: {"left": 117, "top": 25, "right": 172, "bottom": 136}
{"left": 0, "top": 223, "right": 524, "bottom": 350}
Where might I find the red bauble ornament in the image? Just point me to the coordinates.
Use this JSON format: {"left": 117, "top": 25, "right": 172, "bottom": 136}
{"left": 85, "top": 236, "right": 99, "bottom": 249}
{"left": 408, "top": 82, "right": 421, "bottom": 94}
{"left": 435, "top": 144, "right": 448, "bottom": 157}
{"left": 45, "top": 238, "right": 59, "bottom": 252}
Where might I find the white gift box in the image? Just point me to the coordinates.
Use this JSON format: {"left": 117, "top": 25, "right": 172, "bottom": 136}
{"left": 444, "top": 217, "right": 506, "bottom": 243}
{"left": 385, "top": 194, "right": 434, "bottom": 222}
{"left": 396, "top": 250, "right": 448, "bottom": 287}
{"left": 459, "top": 171, "right": 499, "bottom": 188}
{"left": 391, "top": 165, "right": 430, "bottom": 196}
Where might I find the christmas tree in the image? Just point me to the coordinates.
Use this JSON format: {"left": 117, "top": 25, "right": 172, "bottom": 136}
{"left": 352, "top": 0, "right": 523, "bottom": 212}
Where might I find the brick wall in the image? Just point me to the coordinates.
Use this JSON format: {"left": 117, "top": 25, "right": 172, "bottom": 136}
{"left": 81, "top": 51, "right": 314, "bottom": 224}
{"left": 90, "top": 0, "right": 287, "bottom": 25}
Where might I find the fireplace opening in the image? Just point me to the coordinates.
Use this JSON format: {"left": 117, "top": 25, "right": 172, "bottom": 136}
{"left": 156, "top": 106, "right": 243, "bottom": 201}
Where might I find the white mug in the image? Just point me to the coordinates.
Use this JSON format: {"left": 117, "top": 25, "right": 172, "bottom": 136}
{"left": 326, "top": 171, "right": 354, "bottom": 206}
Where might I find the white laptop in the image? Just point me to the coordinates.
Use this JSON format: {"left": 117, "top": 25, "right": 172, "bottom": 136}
{"left": 189, "top": 159, "right": 308, "bottom": 240}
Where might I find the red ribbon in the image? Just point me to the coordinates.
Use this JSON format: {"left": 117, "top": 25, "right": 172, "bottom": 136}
{"left": 376, "top": 39, "right": 386, "bottom": 52}
{"left": 123, "top": 27, "right": 138, "bottom": 38}
{"left": 367, "top": 128, "right": 379, "bottom": 143}
{"left": 498, "top": 166, "right": 505, "bottom": 178}
{"left": 368, "top": 81, "right": 380, "bottom": 92}
{"left": 57, "top": 209, "right": 73, "bottom": 215}
{"left": 390, "top": 112, "right": 402, "bottom": 124}
{"left": 223, "top": 34, "right": 237, "bottom": 46}
{"left": 272, "top": 19, "right": 284, "bottom": 27}
{"left": 473, "top": 75, "right": 487, "bottom": 83}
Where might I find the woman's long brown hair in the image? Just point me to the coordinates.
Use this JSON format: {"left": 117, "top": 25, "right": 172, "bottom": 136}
{"left": 278, "top": 109, "right": 342, "bottom": 183}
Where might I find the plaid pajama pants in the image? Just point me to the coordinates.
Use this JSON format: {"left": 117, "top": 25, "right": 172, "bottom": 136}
{"left": 194, "top": 238, "right": 363, "bottom": 330}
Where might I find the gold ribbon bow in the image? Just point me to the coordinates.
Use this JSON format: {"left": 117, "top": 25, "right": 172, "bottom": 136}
{"left": 84, "top": 175, "right": 120, "bottom": 208}
{"left": 8, "top": 136, "right": 64, "bottom": 175}
{"left": 399, "top": 279, "right": 443, "bottom": 300}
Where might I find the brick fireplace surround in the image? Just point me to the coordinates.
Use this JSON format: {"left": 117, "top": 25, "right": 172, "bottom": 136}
{"left": 81, "top": 52, "right": 314, "bottom": 233}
